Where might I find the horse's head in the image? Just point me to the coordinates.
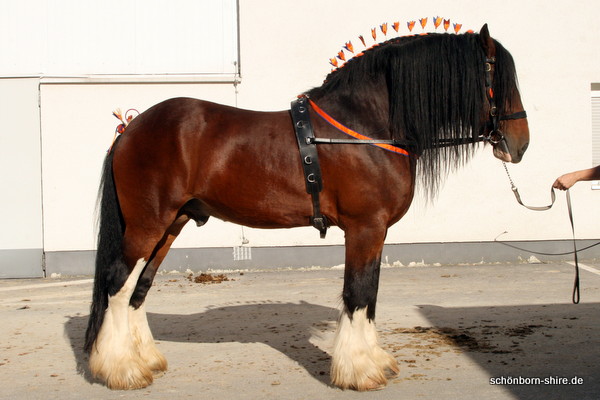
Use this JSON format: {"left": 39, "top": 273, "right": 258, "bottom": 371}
{"left": 480, "top": 24, "right": 529, "bottom": 164}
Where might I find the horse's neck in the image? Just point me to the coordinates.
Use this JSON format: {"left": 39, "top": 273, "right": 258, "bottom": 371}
{"left": 312, "top": 83, "right": 391, "bottom": 140}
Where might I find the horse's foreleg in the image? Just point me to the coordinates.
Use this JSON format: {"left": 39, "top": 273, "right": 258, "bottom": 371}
{"left": 331, "top": 225, "right": 399, "bottom": 391}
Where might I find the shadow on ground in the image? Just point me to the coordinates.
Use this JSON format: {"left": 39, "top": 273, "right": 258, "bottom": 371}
{"left": 415, "top": 302, "right": 600, "bottom": 400}
{"left": 64, "top": 301, "right": 338, "bottom": 386}
{"left": 64, "top": 300, "right": 599, "bottom": 399}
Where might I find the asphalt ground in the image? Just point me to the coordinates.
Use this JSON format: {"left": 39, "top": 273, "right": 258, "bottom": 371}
{"left": 1, "top": 260, "right": 599, "bottom": 400}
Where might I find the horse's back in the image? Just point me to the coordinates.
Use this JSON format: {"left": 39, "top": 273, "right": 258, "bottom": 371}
{"left": 117, "top": 97, "right": 293, "bottom": 156}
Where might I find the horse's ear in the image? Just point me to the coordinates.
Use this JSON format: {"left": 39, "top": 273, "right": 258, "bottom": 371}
{"left": 479, "top": 24, "right": 496, "bottom": 57}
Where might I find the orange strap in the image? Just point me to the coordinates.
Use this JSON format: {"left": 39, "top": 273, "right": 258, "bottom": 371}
{"left": 307, "top": 98, "right": 410, "bottom": 156}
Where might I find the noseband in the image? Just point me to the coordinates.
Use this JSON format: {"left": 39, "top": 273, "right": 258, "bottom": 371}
{"left": 483, "top": 56, "right": 527, "bottom": 145}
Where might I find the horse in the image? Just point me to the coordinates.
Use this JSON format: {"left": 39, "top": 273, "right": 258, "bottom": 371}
{"left": 84, "top": 24, "right": 529, "bottom": 391}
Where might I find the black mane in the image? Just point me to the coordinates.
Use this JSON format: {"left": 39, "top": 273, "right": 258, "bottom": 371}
{"left": 307, "top": 32, "right": 519, "bottom": 196}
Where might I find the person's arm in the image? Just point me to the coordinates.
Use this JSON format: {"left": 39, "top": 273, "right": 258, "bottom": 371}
{"left": 553, "top": 165, "right": 600, "bottom": 190}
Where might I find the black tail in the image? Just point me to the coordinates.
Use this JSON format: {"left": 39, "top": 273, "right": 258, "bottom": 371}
{"left": 84, "top": 136, "right": 128, "bottom": 353}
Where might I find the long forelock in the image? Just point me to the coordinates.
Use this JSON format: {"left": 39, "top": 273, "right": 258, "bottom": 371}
{"left": 492, "top": 41, "right": 519, "bottom": 114}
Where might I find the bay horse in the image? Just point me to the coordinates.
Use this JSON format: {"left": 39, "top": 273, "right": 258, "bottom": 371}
{"left": 84, "top": 25, "right": 529, "bottom": 391}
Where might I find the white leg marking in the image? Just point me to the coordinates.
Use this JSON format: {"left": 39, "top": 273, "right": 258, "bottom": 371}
{"left": 89, "top": 258, "right": 154, "bottom": 390}
{"left": 330, "top": 307, "right": 399, "bottom": 391}
{"left": 129, "top": 302, "right": 167, "bottom": 375}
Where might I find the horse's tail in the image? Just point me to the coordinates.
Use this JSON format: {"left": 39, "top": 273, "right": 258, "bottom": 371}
{"left": 84, "top": 136, "right": 126, "bottom": 353}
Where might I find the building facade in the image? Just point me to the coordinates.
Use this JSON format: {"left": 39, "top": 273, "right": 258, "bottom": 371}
{"left": 1, "top": 0, "right": 600, "bottom": 277}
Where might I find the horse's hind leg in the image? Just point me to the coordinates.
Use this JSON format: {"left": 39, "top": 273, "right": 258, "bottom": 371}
{"left": 331, "top": 223, "right": 399, "bottom": 391}
{"left": 128, "top": 216, "right": 190, "bottom": 377}
{"left": 89, "top": 217, "right": 185, "bottom": 390}
{"left": 89, "top": 255, "right": 153, "bottom": 390}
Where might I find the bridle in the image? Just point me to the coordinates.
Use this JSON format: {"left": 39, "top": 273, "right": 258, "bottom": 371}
{"left": 482, "top": 56, "right": 528, "bottom": 146}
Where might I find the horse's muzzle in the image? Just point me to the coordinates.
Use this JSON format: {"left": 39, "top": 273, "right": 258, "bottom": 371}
{"left": 493, "top": 138, "right": 528, "bottom": 163}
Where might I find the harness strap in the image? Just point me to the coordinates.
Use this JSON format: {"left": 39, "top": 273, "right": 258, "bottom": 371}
{"left": 500, "top": 111, "right": 527, "bottom": 121}
{"left": 306, "top": 97, "right": 494, "bottom": 151}
{"left": 308, "top": 98, "right": 412, "bottom": 156}
{"left": 290, "top": 97, "right": 328, "bottom": 238}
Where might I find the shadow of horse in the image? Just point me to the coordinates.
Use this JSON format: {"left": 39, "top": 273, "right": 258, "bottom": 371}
{"left": 417, "top": 303, "right": 600, "bottom": 400}
{"left": 64, "top": 301, "right": 339, "bottom": 386}
{"left": 64, "top": 299, "right": 600, "bottom": 397}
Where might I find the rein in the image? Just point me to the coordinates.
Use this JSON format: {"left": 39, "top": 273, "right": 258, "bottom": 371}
{"left": 500, "top": 162, "right": 581, "bottom": 304}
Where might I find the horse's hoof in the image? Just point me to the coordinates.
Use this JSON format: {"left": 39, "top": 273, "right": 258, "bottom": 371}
{"left": 385, "top": 360, "right": 400, "bottom": 378}
{"left": 144, "top": 351, "right": 168, "bottom": 375}
{"left": 362, "top": 379, "right": 387, "bottom": 391}
{"left": 105, "top": 367, "right": 153, "bottom": 390}
{"left": 152, "top": 370, "right": 166, "bottom": 378}
{"left": 351, "top": 375, "right": 388, "bottom": 391}
{"left": 331, "top": 368, "right": 389, "bottom": 391}
{"left": 92, "top": 357, "right": 154, "bottom": 390}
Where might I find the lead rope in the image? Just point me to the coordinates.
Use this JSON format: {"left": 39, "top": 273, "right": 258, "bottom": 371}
{"left": 566, "top": 190, "right": 581, "bottom": 304}
{"left": 502, "top": 162, "right": 580, "bottom": 304}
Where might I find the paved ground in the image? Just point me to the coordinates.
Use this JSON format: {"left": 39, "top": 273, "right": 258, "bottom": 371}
{"left": 1, "top": 260, "right": 599, "bottom": 400}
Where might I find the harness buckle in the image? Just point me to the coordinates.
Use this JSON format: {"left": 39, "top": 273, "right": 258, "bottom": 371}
{"left": 312, "top": 216, "right": 328, "bottom": 239}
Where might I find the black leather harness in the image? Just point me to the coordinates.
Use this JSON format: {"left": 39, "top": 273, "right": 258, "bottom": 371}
{"left": 290, "top": 96, "right": 328, "bottom": 238}
{"left": 290, "top": 96, "right": 477, "bottom": 238}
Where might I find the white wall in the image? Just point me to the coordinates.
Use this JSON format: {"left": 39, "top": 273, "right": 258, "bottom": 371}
{"left": 0, "top": 0, "right": 238, "bottom": 76}
{"left": 39, "top": 82, "right": 238, "bottom": 251}
{"left": 0, "top": 78, "right": 44, "bottom": 277}
{"left": 4, "top": 0, "right": 600, "bottom": 264}
{"left": 0, "top": 78, "right": 43, "bottom": 249}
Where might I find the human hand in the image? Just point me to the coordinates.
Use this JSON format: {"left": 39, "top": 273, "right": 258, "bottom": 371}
{"left": 552, "top": 173, "right": 579, "bottom": 190}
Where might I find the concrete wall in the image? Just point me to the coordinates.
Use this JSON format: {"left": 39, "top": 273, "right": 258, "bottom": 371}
{"left": 0, "top": 78, "right": 44, "bottom": 277}
{"left": 2, "top": 0, "right": 600, "bottom": 276}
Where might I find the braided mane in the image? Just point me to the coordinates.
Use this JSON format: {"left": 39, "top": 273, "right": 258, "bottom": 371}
{"left": 307, "top": 31, "right": 519, "bottom": 197}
